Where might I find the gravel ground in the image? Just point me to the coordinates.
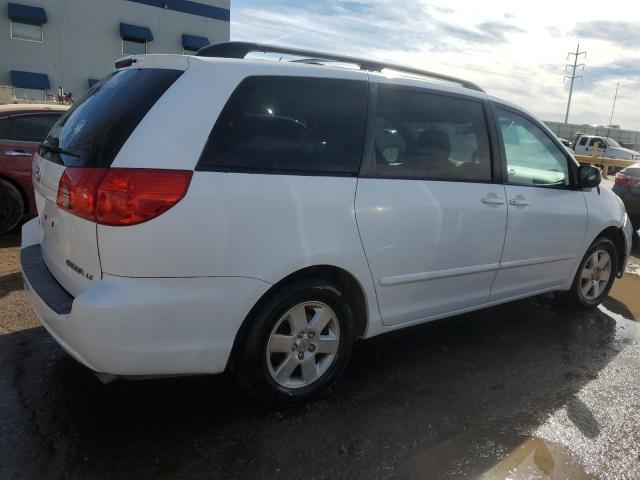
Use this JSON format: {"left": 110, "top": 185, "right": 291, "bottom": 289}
{"left": 1, "top": 230, "right": 640, "bottom": 480}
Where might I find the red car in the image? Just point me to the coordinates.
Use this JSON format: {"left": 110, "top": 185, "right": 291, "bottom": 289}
{"left": 0, "top": 103, "right": 68, "bottom": 234}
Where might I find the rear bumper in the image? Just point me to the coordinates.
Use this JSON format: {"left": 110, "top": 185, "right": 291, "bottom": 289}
{"left": 20, "top": 218, "right": 271, "bottom": 376}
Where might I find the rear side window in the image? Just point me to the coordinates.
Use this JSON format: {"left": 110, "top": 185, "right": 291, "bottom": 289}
{"left": 42, "top": 68, "right": 182, "bottom": 167}
{"left": 198, "top": 76, "right": 368, "bottom": 174}
{"left": 0, "top": 113, "right": 61, "bottom": 142}
{"left": 366, "top": 86, "right": 492, "bottom": 181}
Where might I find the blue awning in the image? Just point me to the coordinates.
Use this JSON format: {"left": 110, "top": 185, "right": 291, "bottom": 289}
{"left": 182, "top": 34, "right": 209, "bottom": 51}
{"left": 11, "top": 70, "right": 50, "bottom": 90}
{"left": 88, "top": 79, "right": 100, "bottom": 88}
{"left": 119, "top": 23, "right": 153, "bottom": 41}
{"left": 8, "top": 2, "right": 47, "bottom": 24}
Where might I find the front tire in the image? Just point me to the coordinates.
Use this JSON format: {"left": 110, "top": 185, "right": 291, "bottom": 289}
{"left": 0, "top": 179, "right": 24, "bottom": 235}
{"left": 563, "top": 237, "right": 618, "bottom": 308}
{"left": 236, "top": 280, "right": 356, "bottom": 404}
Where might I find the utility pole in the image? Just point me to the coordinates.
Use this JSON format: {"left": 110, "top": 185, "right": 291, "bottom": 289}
{"left": 564, "top": 43, "right": 586, "bottom": 123}
{"left": 607, "top": 82, "right": 620, "bottom": 130}
{"left": 600, "top": 82, "right": 620, "bottom": 170}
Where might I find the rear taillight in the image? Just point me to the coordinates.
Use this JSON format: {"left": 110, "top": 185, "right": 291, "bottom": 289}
{"left": 614, "top": 172, "right": 640, "bottom": 188}
{"left": 57, "top": 168, "right": 192, "bottom": 226}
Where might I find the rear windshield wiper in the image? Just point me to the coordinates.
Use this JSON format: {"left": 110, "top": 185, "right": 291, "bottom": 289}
{"left": 39, "top": 141, "right": 80, "bottom": 158}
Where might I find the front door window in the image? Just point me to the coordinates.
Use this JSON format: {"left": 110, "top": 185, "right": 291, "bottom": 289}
{"left": 497, "top": 108, "right": 569, "bottom": 187}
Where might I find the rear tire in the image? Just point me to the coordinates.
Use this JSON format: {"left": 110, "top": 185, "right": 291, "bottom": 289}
{"left": 236, "top": 280, "right": 356, "bottom": 404}
{"left": 561, "top": 237, "right": 618, "bottom": 308}
{"left": 0, "top": 179, "right": 24, "bottom": 235}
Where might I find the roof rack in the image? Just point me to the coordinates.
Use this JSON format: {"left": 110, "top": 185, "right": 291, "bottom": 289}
{"left": 195, "top": 41, "right": 484, "bottom": 92}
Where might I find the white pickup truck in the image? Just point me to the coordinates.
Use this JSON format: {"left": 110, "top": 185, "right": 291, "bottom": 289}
{"left": 572, "top": 134, "right": 640, "bottom": 160}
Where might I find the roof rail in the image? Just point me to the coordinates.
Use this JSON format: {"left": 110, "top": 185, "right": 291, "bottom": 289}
{"left": 195, "top": 41, "right": 484, "bottom": 92}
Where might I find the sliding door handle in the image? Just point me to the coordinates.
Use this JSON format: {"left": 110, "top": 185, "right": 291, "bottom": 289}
{"left": 509, "top": 198, "right": 530, "bottom": 207}
{"left": 4, "top": 150, "right": 32, "bottom": 157}
{"left": 481, "top": 196, "right": 505, "bottom": 206}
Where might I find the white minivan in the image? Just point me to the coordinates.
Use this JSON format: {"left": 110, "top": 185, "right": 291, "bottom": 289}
{"left": 21, "top": 42, "right": 633, "bottom": 402}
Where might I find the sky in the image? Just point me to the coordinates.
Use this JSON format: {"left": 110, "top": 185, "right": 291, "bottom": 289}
{"left": 231, "top": 0, "right": 640, "bottom": 130}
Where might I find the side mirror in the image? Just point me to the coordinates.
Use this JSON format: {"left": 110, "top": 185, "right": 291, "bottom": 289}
{"left": 578, "top": 165, "right": 601, "bottom": 189}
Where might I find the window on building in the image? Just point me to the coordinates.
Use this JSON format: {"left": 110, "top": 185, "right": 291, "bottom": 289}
{"left": 10, "top": 70, "right": 50, "bottom": 101}
{"left": 119, "top": 23, "right": 152, "bottom": 55}
{"left": 10, "top": 19, "right": 43, "bottom": 42}
{"left": 367, "top": 86, "right": 492, "bottom": 182}
{"left": 182, "top": 34, "right": 209, "bottom": 54}
{"left": 122, "top": 39, "right": 147, "bottom": 55}
{"left": 13, "top": 87, "right": 46, "bottom": 101}
{"left": 198, "top": 76, "right": 368, "bottom": 174}
{"left": 8, "top": 3, "right": 47, "bottom": 42}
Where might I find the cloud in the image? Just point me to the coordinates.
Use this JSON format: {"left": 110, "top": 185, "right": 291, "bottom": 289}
{"left": 234, "top": 3, "right": 525, "bottom": 57}
{"left": 438, "top": 21, "right": 521, "bottom": 46}
{"left": 232, "top": 0, "right": 640, "bottom": 129}
{"left": 545, "top": 26, "right": 562, "bottom": 38}
{"left": 574, "top": 21, "right": 640, "bottom": 47}
{"left": 585, "top": 59, "right": 640, "bottom": 87}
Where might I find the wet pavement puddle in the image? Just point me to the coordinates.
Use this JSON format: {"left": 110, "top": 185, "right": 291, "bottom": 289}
{"left": 605, "top": 269, "right": 640, "bottom": 321}
{"left": 480, "top": 437, "right": 596, "bottom": 479}
{"left": 601, "top": 270, "right": 640, "bottom": 345}
{"left": 401, "top": 269, "right": 640, "bottom": 480}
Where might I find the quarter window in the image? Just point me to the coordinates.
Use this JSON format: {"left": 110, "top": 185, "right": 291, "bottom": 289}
{"left": 368, "top": 86, "right": 492, "bottom": 181}
{"left": 0, "top": 114, "right": 61, "bottom": 142}
{"left": 10, "top": 19, "right": 43, "bottom": 42}
{"left": 199, "top": 76, "right": 368, "bottom": 174}
{"left": 497, "top": 108, "right": 569, "bottom": 187}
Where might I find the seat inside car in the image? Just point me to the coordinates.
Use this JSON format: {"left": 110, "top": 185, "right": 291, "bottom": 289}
{"left": 409, "top": 127, "right": 453, "bottom": 178}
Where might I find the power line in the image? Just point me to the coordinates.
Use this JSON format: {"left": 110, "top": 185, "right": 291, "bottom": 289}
{"left": 563, "top": 43, "right": 586, "bottom": 124}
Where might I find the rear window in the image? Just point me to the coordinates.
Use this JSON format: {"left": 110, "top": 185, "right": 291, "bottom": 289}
{"left": 198, "top": 76, "right": 368, "bottom": 174}
{"left": 41, "top": 68, "right": 182, "bottom": 167}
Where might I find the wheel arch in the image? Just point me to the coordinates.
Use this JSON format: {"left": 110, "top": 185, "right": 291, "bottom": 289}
{"left": 228, "top": 264, "right": 369, "bottom": 370}
{"left": 595, "top": 225, "right": 626, "bottom": 277}
{"left": 0, "top": 174, "right": 27, "bottom": 215}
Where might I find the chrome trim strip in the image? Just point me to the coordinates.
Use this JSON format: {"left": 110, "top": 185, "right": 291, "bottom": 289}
{"left": 380, "top": 263, "right": 500, "bottom": 286}
{"left": 500, "top": 254, "right": 576, "bottom": 269}
{"left": 379, "top": 254, "right": 576, "bottom": 287}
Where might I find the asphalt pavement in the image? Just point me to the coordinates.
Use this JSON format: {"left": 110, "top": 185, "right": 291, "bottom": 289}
{"left": 1, "top": 231, "right": 640, "bottom": 480}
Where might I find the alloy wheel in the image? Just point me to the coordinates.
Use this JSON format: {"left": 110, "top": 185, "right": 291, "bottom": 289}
{"left": 266, "top": 301, "right": 340, "bottom": 389}
{"left": 579, "top": 249, "right": 612, "bottom": 301}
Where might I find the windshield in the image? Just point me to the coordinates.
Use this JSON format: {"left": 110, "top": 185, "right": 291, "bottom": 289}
{"left": 41, "top": 68, "right": 182, "bottom": 167}
{"left": 604, "top": 137, "right": 621, "bottom": 147}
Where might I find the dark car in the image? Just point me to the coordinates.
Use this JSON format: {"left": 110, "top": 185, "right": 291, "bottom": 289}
{"left": 0, "top": 103, "right": 68, "bottom": 234}
{"left": 613, "top": 163, "right": 640, "bottom": 231}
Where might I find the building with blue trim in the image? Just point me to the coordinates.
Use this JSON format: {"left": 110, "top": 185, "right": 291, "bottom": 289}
{"left": 0, "top": 0, "right": 229, "bottom": 101}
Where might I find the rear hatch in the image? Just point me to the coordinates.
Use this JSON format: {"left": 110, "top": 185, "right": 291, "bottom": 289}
{"left": 33, "top": 62, "right": 185, "bottom": 297}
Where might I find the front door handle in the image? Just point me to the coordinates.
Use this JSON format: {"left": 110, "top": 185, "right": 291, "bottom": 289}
{"left": 509, "top": 198, "right": 531, "bottom": 207}
{"left": 481, "top": 196, "right": 505, "bottom": 205}
{"left": 4, "top": 150, "right": 32, "bottom": 157}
